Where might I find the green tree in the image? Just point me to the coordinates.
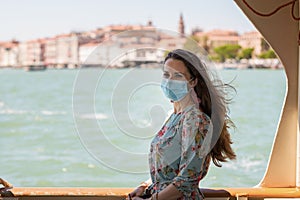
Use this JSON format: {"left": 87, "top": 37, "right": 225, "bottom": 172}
{"left": 258, "top": 49, "right": 277, "bottom": 58}
{"left": 213, "top": 44, "right": 241, "bottom": 62}
{"left": 163, "top": 50, "right": 170, "bottom": 58}
{"left": 238, "top": 48, "right": 254, "bottom": 59}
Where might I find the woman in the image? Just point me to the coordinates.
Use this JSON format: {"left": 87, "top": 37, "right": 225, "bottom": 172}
{"left": 128, "top": 49, "right": 236, "bottom": 200}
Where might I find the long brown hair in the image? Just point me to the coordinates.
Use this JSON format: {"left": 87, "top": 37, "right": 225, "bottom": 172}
{"left": 164, "top": 50, "right": 236, "bottom": 167}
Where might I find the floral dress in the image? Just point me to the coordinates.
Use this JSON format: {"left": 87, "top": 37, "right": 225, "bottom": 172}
{"left": 148, "top": 104, "right": 213, "bottom": 200}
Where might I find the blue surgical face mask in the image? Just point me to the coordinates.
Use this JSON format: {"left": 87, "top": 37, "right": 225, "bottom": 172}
{"left": 160, "top": 78, "right": 189, "bottom": 102}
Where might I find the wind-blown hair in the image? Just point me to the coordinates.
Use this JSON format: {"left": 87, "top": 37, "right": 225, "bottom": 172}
{"left": 164, "top": 49, "right": 236, "bottom": 167}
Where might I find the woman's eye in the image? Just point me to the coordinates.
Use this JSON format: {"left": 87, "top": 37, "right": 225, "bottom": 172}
{"left": 175, "top": 74, "right": 183, "bottom": 78}
{"left": 163, "top": 73, "right": 170, "bottom": 78}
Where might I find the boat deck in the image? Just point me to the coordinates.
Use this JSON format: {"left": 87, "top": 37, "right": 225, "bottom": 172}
{"left": 1, "top": 187, "right": 300, "bottom": 200}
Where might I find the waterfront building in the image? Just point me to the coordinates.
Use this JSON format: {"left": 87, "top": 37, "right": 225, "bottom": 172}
{"left": 17, "top": 42, "right": 28, "bottom": 67}
{"left": 0, "top": 16, "right": 267, "bottom": 68}
{"left": 19, "top": 39, "right": 44, "bottom": 67}
{"left": 194, "top": 29, "right": 240, "bottom": 53}
{"left": 104, "top": 25, "right": 185, "bottom": 67}
{"left": 0, "top": 40, "right": 19, "bottom": 68}
{"left": 157, "top": 36, "right": 186, "bottom": 51}
{"left": 44, "top": 37, "right": 57, "bottom": 68}
{"left": 78, "top": 29, "right": 104, "bottom": 45}
{"left": 102, "top": 43, "right": 164, "bottom": 68}
{"left": 80, "top": 26, "right": 163, "bottom": 68}
{"left": 239, "top": 31, "right": 269, "bottom": 57}
{"left": 55, "top": 33, "right": 79, "bottom": 69}
{"left": 79, "top": 41, "right": 101, "bottom": 66}
{"left": 192, "top": 29, "right": 270, "bottom": 58}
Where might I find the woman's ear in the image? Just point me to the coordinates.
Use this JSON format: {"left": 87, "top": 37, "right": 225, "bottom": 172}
{"left": 190, "top": 78, "right": 198, "bottom": 88}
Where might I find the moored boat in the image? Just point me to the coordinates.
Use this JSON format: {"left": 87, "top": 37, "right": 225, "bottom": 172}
{"left": 24, "top": 65, "right": 46, "bottom": 72}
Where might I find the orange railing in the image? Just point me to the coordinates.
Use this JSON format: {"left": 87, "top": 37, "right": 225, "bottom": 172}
{"left": 1, "top": 187, "right": 300, "bottom": 199}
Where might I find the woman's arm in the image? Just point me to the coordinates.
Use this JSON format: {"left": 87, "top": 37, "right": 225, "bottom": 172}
{"left": 171, "top": 112, "right": 212, "bottom": 198}
{"left": 153, "top": 183, "right": 182, "bottom": 200}
{"left": 136, "top": 114, "right": 211, "bottom": 200}
{"left": 132, "top": 184, "right": 182, "bottom": 200}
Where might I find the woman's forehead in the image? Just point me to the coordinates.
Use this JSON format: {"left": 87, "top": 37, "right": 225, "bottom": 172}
{"left": 164, "top": 59, "right": 188, "bottom": 74}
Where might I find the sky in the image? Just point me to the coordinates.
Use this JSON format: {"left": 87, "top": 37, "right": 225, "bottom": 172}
{"left": 0, "top": 0, "right": 256, "bottom": 42}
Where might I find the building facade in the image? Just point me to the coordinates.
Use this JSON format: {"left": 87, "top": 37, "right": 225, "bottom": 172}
{"left": 0, "top": 14, "right": 269, "bottom": 68}
{"left": 239, "top": 31, "right": 270, "bottom": 57}
{"left": 0, "top": 40, "right": 19, "bottom": 67}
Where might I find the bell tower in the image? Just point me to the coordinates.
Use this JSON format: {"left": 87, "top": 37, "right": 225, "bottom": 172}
{"left": 178, "top": 13, "right": 185, "bottom": 37}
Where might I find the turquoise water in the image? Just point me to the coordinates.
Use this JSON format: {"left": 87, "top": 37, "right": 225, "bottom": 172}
{"left": 0, "top": 68, "right": 286, "bottom": 188}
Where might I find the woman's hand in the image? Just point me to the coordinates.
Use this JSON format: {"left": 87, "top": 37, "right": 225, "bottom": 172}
{"left": 126, "top": 186, "right": 146, "bottom": 200}
{"left": 0, "top": 178, "right": 13, "bottom": 188}
{"left": 132, "top": 197, "right": 150, "bottom": 200}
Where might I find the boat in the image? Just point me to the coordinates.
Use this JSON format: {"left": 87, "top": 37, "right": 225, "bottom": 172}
{"left": 1, "top": 1, "right": 300, "bottom": 199}
{"left": 24, "top": 65, "right": 46, "bottom": 72}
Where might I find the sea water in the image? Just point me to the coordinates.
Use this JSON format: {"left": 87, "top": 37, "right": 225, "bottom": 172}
{"left": 0, "top": 68, "right": 286, "bottom": 188}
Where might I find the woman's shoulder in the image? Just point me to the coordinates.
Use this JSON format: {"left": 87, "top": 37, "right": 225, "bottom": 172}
{"left": 182, "top": 105, "right": 211, "bottom": 124}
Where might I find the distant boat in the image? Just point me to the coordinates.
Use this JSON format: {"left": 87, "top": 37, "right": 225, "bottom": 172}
{"left": 24, "top": 65, "right": 46, "bottom": 71}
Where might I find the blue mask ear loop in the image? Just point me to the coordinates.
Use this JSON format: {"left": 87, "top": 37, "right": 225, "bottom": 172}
{"left": 187, "top": 76, "right": 196, "bottom": 92}
{"left": 188, "top": 76, "right": 196, "bottom": 83}
{"left": 188, "top": 77, "right": 201, "bottom": 109}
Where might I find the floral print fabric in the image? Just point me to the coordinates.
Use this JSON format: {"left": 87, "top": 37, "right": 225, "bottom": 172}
{"left": 148, "top": 104, "right": 212, "bottom": 199}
